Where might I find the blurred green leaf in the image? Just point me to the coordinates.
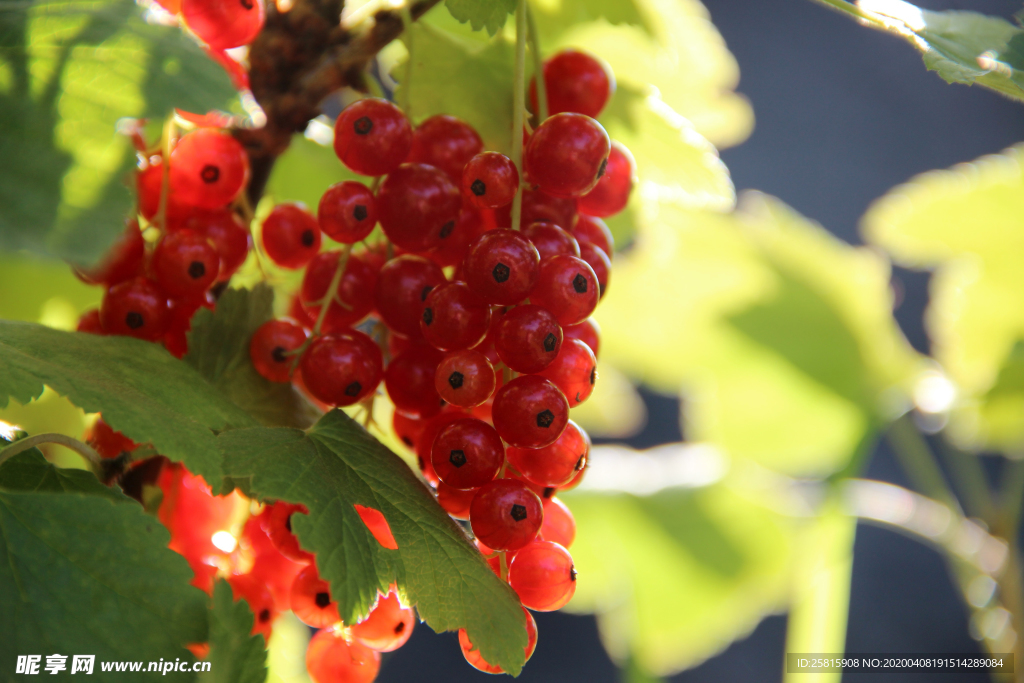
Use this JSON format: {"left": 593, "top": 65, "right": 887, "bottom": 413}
{"left": 0, "top": 450, "right": 122, "bottom": 499}
{"left": 863, "top": 143, "right": 1024, "bottom": 452}
{"left": 0, "top": 254, "right": 101, "bottom": 327}
{"left": 444, "top": 0, "right": 516, "bottom": 36}
{"left": 219, "top": 409, "right": 530, "bottom": 675}
{"left": 0, "top": 387, "right": 91, "bottom": 470}
{"left": 264, "top": 135, "right": 363, "bottom": 211}
{"left": 200, "top": 580, "right": 268, "bottom": 683}
{"left": 0, "top": 0, "right": 236, "bottom": 264}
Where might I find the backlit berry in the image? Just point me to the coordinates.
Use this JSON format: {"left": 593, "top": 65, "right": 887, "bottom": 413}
{"left": 74, "top": 221, "right": 145, "bottom": 286}
{"left": 170, "top": 128, "right": 249, "bottom": 210}
{"left": 431, "top": 418, "right": 504, "bottom": 490}
{"left": 351, "top": 588, "right": 416, "bottom": 652}
{"left": 524, "top": 113, "right": 610, "bottom": 198}
{"left": 462, "top": 229, "right": 540, "bottom": 305}
{"left": 469, "top": 478, "right": 544, "bottom": 551}
{"left": 462, "top": 152, "right": 518, "bottom": 209}
{"left": 299, "top": 332, "right": 383, "bottom": 406}
{"left": 541, "top": 497, "right": 576, "bottom": 549}
{"left": 507, "top": 540, "right": 577, "bottom": 611}
{"left": 333, "top": 98, "right": 412, "bottom": 176}
{"left": 182, "top": 0, "right": 265, "bottom": 50}
{"left": 152, "top": 229, "right": 220, "bottom": 298}
{"left": 374, "top": 255, "right": 446, "bottom": 338}
{"left": 377, "top": 163, "right": 461, "bottom": 253}
{"left": 524, "top": 221, "right": 580, "bottom": 260}
{"left": 537, "top": 339, "right": 597, "bottom": 406}
{"left": 420, "top": 282, "right": 491, "bottom": 351}
{"left": 529, "top": 49, "right": 615, "bottom": 119}
{"left": 261, "top": 203, "right": 321, "bottom": 269}
{"left": 459, "top": 608, "right": 537, "bottom": 674}
{"left": 493, "top": 304, "right": 562, "bottom": 374}
{"left": 385, "top": 345, "right": 446, "bottom": 419}
{"left": 318, "top": 181, "right": 377, "bottom": 243}
{"left": 249, "top": 319, "right": 307, "bottom": 383}
{"left": 579, "top": 242, "right": 611, "bottom": 298}
{"left": 306, "top": 626, "right": 380, "bottom": 683}
{"left": 530, "top": 255, "right": 599, "bottom": 326}
{"left": 492, "top": 375, "right": 569, "bottom": 449}
{"left": 100, "top": 277, "right": 170, "bottom": 341}
{"left": 506, "top": 419, "right": 589, "bottom": 487}
{"left": 578, "top": 141, "right": 635, "bottom": 217}
{"left": 408, "top": 114, "right": 483, "bottom": 183}
{"left": 564, "top": 317, "right": 600, "bottom": 358}
{"left": 573, "top": 214, "right": 614, "bottom": 256}
{"left": 300, "top": 251, "right": 379, "bottom": 331}
{"left": 435, "top": 349, "right": 495, "bottom": 408}
{"left": 291, "top": 563, "right": 340, "bottom": 628}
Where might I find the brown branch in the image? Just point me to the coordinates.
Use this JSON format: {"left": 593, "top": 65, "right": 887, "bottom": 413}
{"left": 237, "top": 0, "right": 441, "bottom": 204}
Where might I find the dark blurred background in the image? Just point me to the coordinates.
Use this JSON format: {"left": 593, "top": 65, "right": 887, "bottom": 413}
{"left": 376, "top": 1, "right": 1024, "bottom": 680}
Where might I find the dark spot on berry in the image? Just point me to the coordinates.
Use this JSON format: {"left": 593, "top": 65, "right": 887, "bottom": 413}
{"left": 125, "top": 312, "right": 144, "bottom": 329}
{"left": 301, "top": 230, "right": 315, "bottom": 247}
{"left": 240, "top": 0, "right": 253, "bottom": 8}
{"left": 420, "top": 285, "right": 434, "bottom": 301}
{"left": 401, "top": 436, "right": 414, "bottom": 447}
{"left": 394, "top": 621, "right": 406, "bottom": 634}
{"left": 439, "top": 221, "right": 455, "bottom": 239}
{"left": 354, "top": 116, "right": 373, "bottom": 135}
{"left": 570, "top": 566, "right": 577, "bottom": 581}
{"left": 492, "top": 262, "right": 510, "bottom": 283}
{"left": 188, "top": 261, "right": 206, "bottom": 279}
{"left": 449, "top": 450, "right": 466, "bottom": 468}
{"left": 315, "top": 592, "right": 331, "bottom": 608}
{"left": 418, "top": 455, "right": 427, "bottom": 470}
{"left": 575, "top": 454, "right": 585, "bottom": 471}
{"left": 542, "top": 487, "right": 555, "bottom": 498}
{"left": 510, "top": 504, "right": 527, "bottom": 521}
{"left": 353, "top": 204, "right": 368, "bottom": 221}
{"left": 596, "top": 158, "right": 607, "bottom": 179}
{"left": 258, "top": 608, "right": 270, "bottom": 622}
{"left": 200, "top": 164, "right": 220, "bottom": 184}
{"left": 284, "top": 515, "right": 292, "bottom": 532}
{"left": 271, "top": 346, "right": 287, "bottom": 363}
{"left": 345, "top": 381, "right": 362, "bottom": 397}
{"left": 573, "top": 273, "right": 588, "bottom": 293}
{"left": 543, "top": 333, "right": 557, "bottom": 352}
{"left": 575, "top": 392, "right": 582, "bottom": 403}
{"left": 471, "top": 179, "right": 486, "bottom": 196}
{"left": 536, "top": 409, "right": 554, "bottom": 428}
{"left": 422, "top": 308, "right": 433, "bottom": 325}
{"left": 590, "top": 366, "right": 596, "bottom": 384}
{"left": 448, "top": 371, "right": 464, "bottom": 389}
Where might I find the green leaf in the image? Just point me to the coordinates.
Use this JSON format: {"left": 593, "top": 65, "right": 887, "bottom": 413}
{"left": 264, "top": 135, "right": 364, "bottom": 211}
{"left": 0, "top": 321, "right": 258, "bottom": 489}
{"left": 0, "top": 449, "right": 124, "bottom": 500}
{"left": 0, "top": 0, "right": 237, "bottom": 263}
{"left": 0, "top": 254, "right": 101, "bottom": 327}
{"left": 863, "top": 143, "right": 1024, "bottom": 451}
{"left": 444, "top": 0, "right": 517, "bottom": 36}
{"left": 219, "top": 410, "right": 529, "bottom": 675}
{"left": 200, "top": 580, "right": 267, "bottom": 683}
{"left": 185, "top": 285, "right": 320, "bottom": 430}
{"left": 0, "top": 485, "right": 208, "bottom": 665}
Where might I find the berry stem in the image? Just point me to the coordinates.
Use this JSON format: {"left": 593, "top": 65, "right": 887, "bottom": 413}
{"left": 0, "top": 433, "right": 103, "bottom": 471}
{"left": 526, "top": 3, "right": 548, "bottom": 122}
{"left": 288, "top": 246, "right": 352, "bottom": 372}
{"left": 509, "top": 0, "right": 528, "bottom": 232}
{"left": 498, "top": 551, "right": 509, "bottom": 581}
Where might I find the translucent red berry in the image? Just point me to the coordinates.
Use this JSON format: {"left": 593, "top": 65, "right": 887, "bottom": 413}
{"left": 249, "top": 319, "right": 307, "bottom": 383}
{"left": 85, "top": 418, "right": 137, "bottom": 459}
{"left": 462, "top": 229, "right": 540, "bottom": 305}
{"left": 573, "top": 214, "right": 614, "bottom": 256}
{"left": 74, "top": 221, "right": 145, "bottom": 286}
{"left": 163, "top": 295, "right": 210, "bottom": 359}
{"left": 507, "top": 540, "right": 577, "bottom": 611}
{"left": 415, "top": 412, "right": 465, "bottom": 484}
{"left": 435, "top": 349, "right": 495, "bottom": 408}
{"left": 291, "top": 563, "right": 340, "bottom": 627}
{"left": 374, "top": 255, "right": 446, "bottom": 338}
{"left": 77, "top": 309, "right": 105, "bottom": 335}
{"left": 427, "top": 206, "right": 489, "bottom": 268}
{"left": 299, "top": 331, "right": 383, "bottom": 406}
{"left": 437, "top": 481, "right": 476, "bottom": 520}
{"left": 522, "top": 187, "right": 577, "bottom": 229}
{"left": 578, "top": 141, "right": 635, "bottom": 217}
{"left": 470, "top": 478, "right": 544, "bottom": 551}
{"left": 494, "top": 304, "right": 562, "bottom": 374}
{"left": 262, "top": 203, "right": 321, "bottom": 269}
{"left": 579, "top": 242, "right": 611, "bottom": 298}
{"left": 182, "top": 0, "right": 265, "bottom": 50}
{"left": 529, "top": 49, "right": 615, "bottom": 119}
{"left": 407, "top": 114, "right": 483, "bottom": 183}
{"left": 431, "top": 418, "right": 503, "bottom": 490}
{"left": 300, "top": 251, "right": 379, "bottom": 331}
{"left": 492, "top": 375, "right": 569, "bottom": 449}
{"left": 333, "top": 98, "right": 412, "bottom": 176}
{"left": 262, "top": 501, "right": 313, "bottom": 562}
{"left": 537, "top": 338, "right": 597, "bottom": 407}
{"left": 564, "top": 317, "right": 600, "bottom": 358}
{"left": 531, "top": 255, "right": 599, "bottom": 326}
{"left": 462, "top": 152, "right": 518, "bottom": 209}
{"left": 377, "top": 163, "right": 461, "bottom": 253}
{"left": 170, "top": 128, "right": 250, "bottom": 210}
{"left": 385, "top": 345, "right": 446, "bottom": 419}
{"left": 306, "top": 625, "right": 381, "bottom": 683}
{"left": 351, "top": 588, "right": 416, "bottom": 652}
{"left": 506, "top": 419, "right": 589, "bottom": 487}
{"left": 101, "top": 277, "right": 170, "bottom": 341}
{"left": 318, "top": 181, "right": 377, "bottom": 243}
{"left": 227, "top": 572, "right": 278, "bottom": 638}
{"left": 421, "top": 281, "right": 491, "bottom": 351}
{"left": 191, "top": 209, "right": 251, "bottom": 280}
{"left": 524, "top": 221, "right": 580, "bottom": 260}
{"left": 152, "top": 229, "right": 219, "bottom": 299}
{"left": 524, "top": 113, "right": 610, "bottom": 198}
{"left": 541, "top": 497, "right": 576, "bottom": 549}
{"left": 392, "top": 411, "right": 427, "bottom": 452}
{"left": 459, "top": 608, "right": 537, "bottom": 674}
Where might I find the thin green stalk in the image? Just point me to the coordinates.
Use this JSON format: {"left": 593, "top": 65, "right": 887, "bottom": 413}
{"left": 0, "top": 433, "right": 102, "bottom": 470}
{"left": 526, "top": 3, "right": 547, "bottom": 122}
{"left": 999, "top": 460, "right": 1024, "bottom": 537}
{"left": 509, "top": 0, "right": 528, "bottom": 231}
{"left": 887, "top": 413, "right": 961, "bottom": 513}
{"left": 938, "top": 437, "right": 997, "bottom": 524}
{"left": 805, "top": 0, "right": 885, "bottom": 24}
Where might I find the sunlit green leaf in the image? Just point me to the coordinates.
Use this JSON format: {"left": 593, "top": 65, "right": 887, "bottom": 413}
{"left": 444, "top": 0, "right": 516, "bottom": 36}
{"left": 264, "top": 135, "right": 363, "bottom": 212}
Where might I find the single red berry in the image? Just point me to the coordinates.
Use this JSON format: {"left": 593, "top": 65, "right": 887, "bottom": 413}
{"left": 182, "top": 0, "right": 265, "bottom": 50}
{"left": 385, "top": 345, "right": 446, "bottom": 419}
{"left": 334, "top": 98, "right": 412, "bottom": 176}
{"left": 470, "top": 478, "right": 544, "bottom": 551}
{"left": 564, "top": 317, "right": 600, "bottom": 358}
{"left": 508, "top": 540, "right": 577, "bottom": 611}
{"left": 492, "top": 375, "right": 569, "bottom": 449}
{"left": 437, "top": 481, "right": 477, "bottom": 520}
{"left": 421, "top": 281, "right": 491, "bottom": 351}
{"left": 494, "top": 304, "right": 562, "bottom": 374}
{"left": 306, "top": 628, "right": 380, "bottom": 683}
{"left": 407, "top": 114, "right": 483, "bottom": 183}
{"left": 300, "top": 251, "right": 379, "bottom": 331}
{"left": 291, "top": 563, "right": 341, "bottom": 628}
{"left": 524, "top": 221, "right": 580, "bottom": 260}
{"left": 299, "top": 331, "right": 383, "bottom": 406}
{"left": 377, "top": 163, "right": 461, "bottom": 253}
{"left": 85, "top": 418, "right": 137, "bottom": 459}
{"left": 525, "top": 113, "right": 610, "bottom": 199}
{"left": 351, "top": 588, "right": 416, "bottom": 652}
{"left": 415, "top": 412, "right": 466, "bottom": 485}
{"left": 170, "top": 128, "right": 250, "bottom": 210}
{"left": 77, "top": 309, "right": 105, "bottom": 335}
{"left": 537, "top": 339, "right": 597, "bottom": 407}
{"left": 426, "top": 206, "right": 489, "bottom": 268}
{"left": 573, "top": 214, "right": 614, "bottom": 256}
{"left": 541, "top": 497, "right": 576, "bottom": 549}
{"left": 249, "top": 319, "right": 307, "bottom": 383}
{"left": 101, "top": 277, "right": 170, "bottom": 341}
{"left": 374, "top": 255, "right": 446, "bottom": 338}
{"left": 392, "top": 411, "right": 427, "bottom": 452}
{"left": 288, "top": 294, "right": 316, "bottom": 329}
{"left": 507, "top": 419, "right": 589, "bottom": 487}
{"left": 318, "top": 181, "right": 377, "bottom": 243}
{"left": 262, "top": 501, "right": 313, "bottom": 563}
{"left": 494, "top": 187, "right": 578, "bottom": 231}
{"left": 243, "top": 511, "right": 307, "bottom": 612}
{"left": 579, "top": 242, "right": 611, "bottom": 298}
{"left": 462, "top": 229, "right": 540, "bottom": 305}
{"left": 431, "top": 418, "right": 504, "bottom": 490}
{"left": 531, "top": 255, "right": 599, "bottom": 326}
{"left": 227, "top": 572, "right": 278, "bottom": 638}
{"left": 435, "top": 348, "right": 495, "bottom": 408}
{"left": 163, "top": 295, "right": 211, "bottom": 359}
{"left": 262, "top": 203, "right": 321, "bottom": 269}
{"left": 74, "top": 221, "right": 145, "bottom": 286}
{"left": 462, "top": 152, "right": 518, "bottom": 209}
{"left": 578, "top": 141, "right": 635, "bottom": 217}
{"left": 152, "top": 229, "right": 220, "bottom": 298}
{"left": 529, "top": 49, "right": 615, "bottom": 119}
{"left": 560, "top": 460, "right": 587, "bottom": 492}
{"left": 191, "top": 209, "right": 251, "bottom": 280}
{"left": 459, "top": 608, "right": 537, "bottom": 674}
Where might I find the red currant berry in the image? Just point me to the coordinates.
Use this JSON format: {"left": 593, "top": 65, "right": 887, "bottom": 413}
{"left": 85, "top": 418, "right": 137, "bottom": 459}
{"left": 507, "top": 540, "right": 577, "bottom": 611}
{"left": 306, "top": 625, "right": 381, "bottom": 683}
{"left": 374, "top": 255, "right": 446, "bottom": 338}
{"left": 427, "top": 206, "right": 489, "bottom": 268}
{"left": 262, "top": 203, "right": 321, "bottom": 269}
{"left": 249, "top": 319, "right": 307, "bottom": 383}
{"left": 462, "top": 229, "right": 540, "bottom": 306}
{"left": 101, "top": 277, "right": 170, "bottom": 341}
{"left": 163, "top": 295, "right": 211, "bottom": 359}
{"left": 573, "top": 214, "right": 614, "bottom": 256}
{"left": 437, "top": 481, "right": 476, "bottom": 520}
{"left": 578, "top": 141, "right": 635, "bottom": 217}
{"left": 492, "top": 375, "right": 569, "bottom": 448}
{"left": 318, "top": 181, "right": 377, "bottom": 243}
{"left": 300, "top": 251, "right": 379, "bottom": 331}
{"left": 435, "top": 349, "right": 495, "bottom": 408}
{"left": 529, "top": 49, "right": 615, "bottom": 119}
{"left": 459, "top": 608, "right": 537, "bottom": 674}
{"left": 351, "top": 588, "right": 416, "bottom": 652}
{"left": 393, "top": 411, "right": 427, "bottom": 452}
{"left": 564, "top": 317, "right": 600, "bottom": 358}
{"left": 74, "top": 221, "right": 145, "bottom": 286}
{"left": 531, "top": 255, "right": 599, "bottom": 326}
{"left": 262, "top": 502, "right": 313, "bottom": 562}
{"left": 377, "top": 163, "right": 461, "bottom": 253}
{"left": 507, "top": 419, "right": 589, "bottom": 487}
{"left": 227, "top": 572, "right": 278, "bottom": 638}
{"left": 192, "top": 209, "right": 251, "bottom": 280}
{"left": 407, "top": 114, "right": 483, "bottom": 183}
{"left": 152, "top": 229, "right": 220, "bottom": 298}
{"left": 494, "top": 304, "right": 562, "bottom": 374}
{"left": 462, "top": 152, "right": 518, "bottom": 209}
{"left": 525, "top": 113, "right": 610, "bottom": 198}
{"left": 494, "top": 187, "right": 578, "bottom": 232}
{"left": 299, "top": 331, "right": 383, "bottom": 406}
{"left": 431, "top": 418, "right": 504, "bottom": 490}
{"left": 333, "top": 98, "right": 412, "bottom": 176}
{"left": 385, "top": 345, "right": 446, "bottom": 419}
{"left": 170, "top": 128, "right": 250, "bottom": 210}
{"left": 470, "top": 478, "right": 544, "bottom": 551}
{"left": 524, "top": 221, "right": 580, "bottom": 260}
{"left": 77, "top": 309, "right": 105, "bottom": 335}
{"left": 579, "top": 242, "right": 610, "bottom": 298}
{"left": 243, "top": 510, "right": 307, "bottom": 611}
{"left": 182, "top": 0, "right": 264, "bottom": 50}
{"left": 537, "top": 339, "right": 597, "bottom": 407}
{"left": 289, "top": 293, "right": 316, "bottom": 329}
{"left": 541, "top": 497, "right": 576, "bottom": 549}
{"left": 291, "top": 563, "right": 340, "bottom": 627}
{"left": 415, "top": 411, "right": 465, "bottom": 484}
{"left": 421, "top": 282, "right": 491, "bottom": 351}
